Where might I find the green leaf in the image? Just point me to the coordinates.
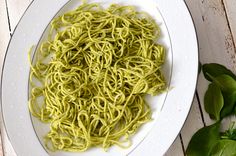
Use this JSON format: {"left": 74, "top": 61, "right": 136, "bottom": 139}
{"left": 186, "top": 122, "right": 221, "bottom": 156}
{"left": 221, "top": 91, "right": 236, "bottom": 118}
{"left": 213, "top": 74, "right": 236, "bottom": 93}
{"left": 209, "top": 140, "right": 236, "bottom": 156}
{"left": 202, "top": 63, "right": 236, "bottom": 82}
{"left": 204, "top": 83, "right": 224, "bottom": 120}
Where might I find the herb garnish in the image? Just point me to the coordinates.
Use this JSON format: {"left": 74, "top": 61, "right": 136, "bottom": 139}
{"left": 187, "top": 63, "right": 236, "bottom": 156}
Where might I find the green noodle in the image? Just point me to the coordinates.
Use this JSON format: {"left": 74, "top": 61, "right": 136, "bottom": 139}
{"left": 29, "top": 2, "right": 166, "bottom": 152}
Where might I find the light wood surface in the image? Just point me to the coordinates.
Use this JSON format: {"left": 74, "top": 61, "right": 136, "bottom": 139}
{"left": 0, "top": 0, "right": 236, "bottom": 155}
{"left": 223, "top": 0, "right": 236, "bottom": 46}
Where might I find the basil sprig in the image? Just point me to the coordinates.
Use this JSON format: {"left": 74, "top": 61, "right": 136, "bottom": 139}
{"left": 187, "top": 63, "right": 236, "bottom": 156}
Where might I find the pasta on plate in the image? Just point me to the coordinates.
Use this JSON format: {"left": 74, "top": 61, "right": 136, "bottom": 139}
{"left": 29, "top": 2, "right": 166, "bottom": 152}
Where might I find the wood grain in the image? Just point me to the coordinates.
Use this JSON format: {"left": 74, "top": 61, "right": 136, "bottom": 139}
{"left": 165, "top": 136, "right": 184, "bottom": 156}
{"left": 223, "top": 0, "right": 236, "bottom": 49}
{"left": 180, "top": 96, "right": 204, "bottom": 150}
{"left": 0, "top": 0, "right": 10, "bottom": 65}
{"left": 6, "top": 0, "right": 31, "bottom": 32}
{"left": 185, "top": 0, "right": 236, "bottom": 126}
{"left": 0, "top": 0, "right": 11, "bottom": 155}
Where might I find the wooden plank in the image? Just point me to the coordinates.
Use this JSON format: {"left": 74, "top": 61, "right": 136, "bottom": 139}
{"left": 185, "top": 0, "right": 236, "bottom": 126}
{"left": 223, "top": 6, "right": 236, "bottom": 128}
{"left": 0, "top": 0, "right": 11, "bottom": 155}
{"left": 0, "top": 138, "right": 2, "bottom": 156}
{"left": 0, "top": 139, "right": 2, "bottom": 156}
{"left": 0, "top": 1, "right": 10, "bottom": 65}
{"left": 2, "top": 130, "right": 16, "bottom": 156}
{"left": 165, "top": 136, "right": 184, "bottom": 156}
{"left": 6, "top": 0, "right": 31, "bottom": 32}
{"left": 180, "top": 96, "right": 204, "bottom": 150}
{"left": 0, "top": 0, "right": 16, "bottom": 154}
{"left": 223, "top": 0, "right": 236, "bottom": 47}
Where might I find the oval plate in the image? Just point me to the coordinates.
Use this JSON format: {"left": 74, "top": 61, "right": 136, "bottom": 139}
{"left": 1, "top": 0, "right": 198, "bottom": 156}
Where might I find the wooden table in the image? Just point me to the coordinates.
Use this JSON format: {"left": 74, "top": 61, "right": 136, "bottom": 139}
{"left": 0, "top": 0, "right": 236, "bottom": 155}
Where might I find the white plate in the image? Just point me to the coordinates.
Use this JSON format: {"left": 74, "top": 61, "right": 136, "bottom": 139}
{"left": 1, "top": 0, "right": 198, "bottom": 156}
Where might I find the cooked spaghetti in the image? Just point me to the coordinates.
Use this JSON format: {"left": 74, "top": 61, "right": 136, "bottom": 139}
{"left": 29, "top": 2, "right": 166, "bottom": 152}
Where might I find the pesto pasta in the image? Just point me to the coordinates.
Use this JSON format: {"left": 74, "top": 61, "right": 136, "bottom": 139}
{"left": 29, "top": 2, "right": 166, "bottom": 152}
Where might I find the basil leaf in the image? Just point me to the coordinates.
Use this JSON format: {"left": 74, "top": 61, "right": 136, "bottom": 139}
{"left": 186, "top": 122, "right": 221, "bottom": 156}
{"left": 202, "top": 63, "right": 236, "bottom": 82}
{"left": 221, "top": 91, "right": 236, "bottom": 118}
{"left": 213, "top": 74, "right": 236, "bottom": 93}
{"left": 204, "top": 83, "right": 224, "bottom": 120}
{"left": 209, "top": 140, "right": 236, "bottom": 156}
